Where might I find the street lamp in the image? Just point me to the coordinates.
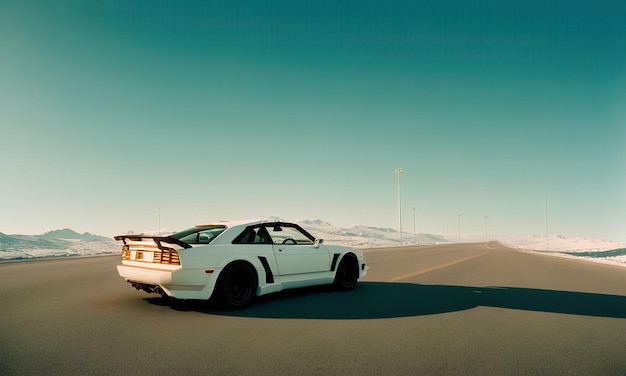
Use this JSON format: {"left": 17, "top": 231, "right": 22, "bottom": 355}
{"left": 545, "top": 196, "right": 549, "bottom": 251}
{"left": 484, "top": 215, "right": 488, "bottom": 241}
{"left": 396, "top": 168, "right": 404, "bottom": 244}
{"left": 412, "top": 207, "right": 416, "bottom": 244}
{"left": 158, "top": 208, "right": 162, "bottom": 235}
{"left": 457, "top": 214, "right": 461, "bottom": 244}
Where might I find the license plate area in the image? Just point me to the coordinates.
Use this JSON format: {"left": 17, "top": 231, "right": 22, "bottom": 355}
{"left": 132, "top": 251, "right": 154, "bottom": 262}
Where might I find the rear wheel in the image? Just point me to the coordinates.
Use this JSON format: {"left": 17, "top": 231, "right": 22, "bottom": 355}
{"left": 215, "top": 262, "right": 257, "bottom": 309}
{"left": 333, "top": 255, "right": 359, "bottom": 291}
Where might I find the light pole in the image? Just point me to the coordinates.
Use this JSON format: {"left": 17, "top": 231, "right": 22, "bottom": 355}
{"left": 457, "top": 214, "right": 461, "bottom": 244}
{"left": 412, "top": 206, "right": 416, "bottom": 244}
{"left": 545, "top": 196, "right": 549, "bottom": 251}
{"left": 484, "top": 215, "right": 488, "bottom": 241}
{"left": 158, "top": 208, "right": 162, "bottom": 235}
{"left": 396, "top": 168, "right": 404, "bottom": 244}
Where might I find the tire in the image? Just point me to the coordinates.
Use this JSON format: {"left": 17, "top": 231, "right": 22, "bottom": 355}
{"left": 333, "top": 254, "right": 359, "bottom": 291}
{"left": 215, "top": 262, "right": 258, "bottom": 309}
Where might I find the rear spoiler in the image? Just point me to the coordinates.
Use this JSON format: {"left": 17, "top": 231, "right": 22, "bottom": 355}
{"left": 114, "top": 235, "right": 192, "bottom": 249}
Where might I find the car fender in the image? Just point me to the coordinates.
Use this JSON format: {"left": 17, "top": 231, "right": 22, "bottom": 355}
{"left": 211, "top": 251, "right": 281, "bottom": 297}
{"left": 324, "top": 246, "right": 354, "bottom": 267}
{"left": 324, "top": 245, "right": 367, "bottom": 278}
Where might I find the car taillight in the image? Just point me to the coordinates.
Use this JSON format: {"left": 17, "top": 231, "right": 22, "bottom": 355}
{"left": 153, "top": 248, "right": 180, "bottom": 265}
{"left": 122, "top": 245, "right": 131, "bottom": 260}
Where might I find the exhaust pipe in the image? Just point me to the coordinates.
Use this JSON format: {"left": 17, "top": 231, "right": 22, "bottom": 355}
{"left": 130, "top": 282, "right": 165, "bottom": 295}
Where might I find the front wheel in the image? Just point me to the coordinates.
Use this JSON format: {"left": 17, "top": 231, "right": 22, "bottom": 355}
{"left": 215, "top": 262, "right": 258, "bottom": 309}
{"left": 333, "top": 255, "right": 359, "bottom": 291}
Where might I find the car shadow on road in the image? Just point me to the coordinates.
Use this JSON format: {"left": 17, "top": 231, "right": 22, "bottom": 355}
{"left": 149, "top": 282, "right": 626, "bottom": 320}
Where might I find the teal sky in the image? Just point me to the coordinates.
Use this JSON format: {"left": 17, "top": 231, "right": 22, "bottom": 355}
{"left": 2, "top": 1, "right": 625, "bottom": 242}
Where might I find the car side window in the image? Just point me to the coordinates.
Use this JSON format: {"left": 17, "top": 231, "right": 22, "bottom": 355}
{"left": 180, "top": 228, "right": 224, "bottom": 244}
{"left": 233, "top": 226, "right": 271, "bottom": 244}
{"left": 265, "top": 225, "right": 314, "bottom": 245}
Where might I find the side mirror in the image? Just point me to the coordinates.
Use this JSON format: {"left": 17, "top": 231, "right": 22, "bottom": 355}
{"left": 314, "top": 238, "right": 324, "bottom": 248}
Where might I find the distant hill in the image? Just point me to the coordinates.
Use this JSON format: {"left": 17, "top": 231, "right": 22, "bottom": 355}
{"left": 2, "top": 221, "right": 624, "bottom": 264}
{"left": 0, "top": 232, "right": 21, "bottom": 247}
{"left": 0, "top": 233, "right": 68, "bottom": 250}
{"left": 296, "top": 219, "right": 448, "bottom": 248}
{"left": 40, "top": 228, "right": 111, "bottom": 242}
{"left": 0, "top": 229, "right": 117, "bottom": 261}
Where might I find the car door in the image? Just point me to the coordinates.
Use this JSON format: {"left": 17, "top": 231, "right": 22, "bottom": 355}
{"left": 265, "top": 224, "right": 330, "bottom": 276}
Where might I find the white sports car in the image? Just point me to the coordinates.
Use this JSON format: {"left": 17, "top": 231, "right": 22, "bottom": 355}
{"left": 115, "top": 219, "right": 368, "bottom": 308}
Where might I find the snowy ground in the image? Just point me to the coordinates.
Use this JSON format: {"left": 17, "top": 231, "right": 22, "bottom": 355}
{"left": 2, "top": 220, "right": 625, "bottom": 266}
{"left": 494, "top": 234, "right": 626, "bottom": 267}
{"left": 0, "top": 238, "right": 119, "bottom": 262}
{"left": 298, "top": 220, "right": 626, "bottom": 267}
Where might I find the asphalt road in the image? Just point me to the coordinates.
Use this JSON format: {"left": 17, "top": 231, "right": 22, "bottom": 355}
{"left": 1, "top": 242, "right": 625, "bottom": 375}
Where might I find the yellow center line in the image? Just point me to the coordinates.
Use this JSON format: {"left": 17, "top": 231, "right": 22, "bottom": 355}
{"left": 388, "top": 251, "right": 490, "bottom": 282}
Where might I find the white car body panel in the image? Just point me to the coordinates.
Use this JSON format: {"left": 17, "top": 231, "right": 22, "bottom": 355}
{"left": 272, "top": 243, "right": 330, "bottom": 275}
{"left": 115, "top": 219, "right": 368, "bottom": 302}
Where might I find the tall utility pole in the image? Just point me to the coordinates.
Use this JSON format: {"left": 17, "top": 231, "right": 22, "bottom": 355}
{"left": 545, "top": 196, "right": 549, "bottom": 251}
{"left": 158, "top": 208, "right": 162, "bottom": 235}
{"left": 412, "top": 207, "right": 416, "bottom": 244}
{"left": 396, "top": 168, "right": 404, "bottom": 244}
{"left": 457, "top": 214, "right": 461, "bottom": 244}
{"left": 484, "top": 215, "right": 489, "bottom": 241}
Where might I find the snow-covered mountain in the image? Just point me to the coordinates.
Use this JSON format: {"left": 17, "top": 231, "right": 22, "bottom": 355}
{"left": 40, "top": 228, "right": 111, "bottom": 242}
{"left": 0, "top": 230, "right": 118, "bottom": 261}
{"left": 1, "top": 221, "right": 625, "bottom": 266}
{"left": 296, "top": 220, "right": 626, "bottom": 266}
{"left": 297, "top": 219, "right": 447, "bottom": 248}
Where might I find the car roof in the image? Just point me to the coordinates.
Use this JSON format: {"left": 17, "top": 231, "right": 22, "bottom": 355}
{"left": 195, "top": 218, "right": 281, "bottom": 242}
{"left": 194, "top": 218, "right": 309, "bottom": 245}
{"left": 194, "top": 218, "right": 272, "bottom": 228}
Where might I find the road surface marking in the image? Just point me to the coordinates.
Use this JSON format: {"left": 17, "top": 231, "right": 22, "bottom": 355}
{"left": 388, "top": 252, "right": 490, "bottom": 282}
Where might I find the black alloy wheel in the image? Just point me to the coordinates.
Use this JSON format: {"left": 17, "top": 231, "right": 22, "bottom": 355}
{"left": 333, "top": 255, "right": 359, "bottom": 291}
{"left": 218, "top": 262, "right": 257, "bottom": 309}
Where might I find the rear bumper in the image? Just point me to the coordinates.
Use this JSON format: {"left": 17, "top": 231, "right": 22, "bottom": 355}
{"left": 117, "top": 264, "right": 221, "bottom": 300}
{"left": 117, "top": 265, "right": 174, "bottom": 285}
